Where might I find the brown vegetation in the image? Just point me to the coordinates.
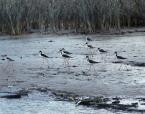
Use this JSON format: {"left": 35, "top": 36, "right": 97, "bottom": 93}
{"left": 0, "top": 0, "right": 145, "bottom": 35}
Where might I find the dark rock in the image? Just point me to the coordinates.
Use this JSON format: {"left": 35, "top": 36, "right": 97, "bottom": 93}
{"left": 36, "top": 87, "right": 48, "bottom": 92}
{"left": 112, "top": 61, "right": 123, "bottom": 64}
{"left": 131, "top": 102, "right": 138, "bottom": 107}
{"left": 112, "top": 97, "right": 121, "bottom": 100}
{"left": 72, "top": 65, "right": 78, "bottom": 68}
{"left": 15, "top": 90, "right": 29, "bottom": 96}
{"left": 1, "top": 94, "right": 21, "bottom": 99}
{"left": 77, "top": 97, "right": 104, "bottom": 106}
{"left": 48, "top": 40, "right": 54, "bottom": 42}
{"left": 112, "top": 100, "right": 120, "bottom": 104}
{"left": 103, "top": 98, "right": 110, "bottom": 102}
{"left": 129, "top": 61, "right": 145, "bottom": 67}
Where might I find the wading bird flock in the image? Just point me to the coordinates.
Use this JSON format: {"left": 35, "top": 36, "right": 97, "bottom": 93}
{"left": 38, "top": 36, "right": 128, "bottom": 72}
{"left": 0, "top": 36, "right": 128, "bottom": 73}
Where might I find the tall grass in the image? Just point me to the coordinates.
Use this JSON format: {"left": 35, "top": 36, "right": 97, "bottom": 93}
{"left": 0, "top": 0, "right": 145, "bottom": 35}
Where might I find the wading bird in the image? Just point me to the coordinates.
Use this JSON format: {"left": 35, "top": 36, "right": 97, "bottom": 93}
{"left": 86, "top": 37, "right": 93, "bottom": 42}
{"left": 39, "top": 51, "right": 49, "bottom": 58}
{"left": 39, "top": 51, "right": 49, "bottom": 67}
{"left": 60, "top": 49, "right": 72, "bottom": 69}
{"left": 98, "top": 48, "right": 107, "bottom": 61}
{"left": 1, "top": 55, "right": 7, "bottom": 61}
{"left": 6, "top": 57, "right": 15, "bottom": 62}
{"left": 114, "top": 51, "right": 127, "bottom": 60}
{"left": 86, "top": 56, "right": 100, "bottom": 72}
{"left": 60, "top": 48, "right": 72, "bottom": 55}
{"left": 5, "top": 56, "right": 15, "bottom": 73}
{"left": 85, "top": 42, "right": 95, "bottom": 49}
{"left": 114, "top": 51, "right": 128, "bottom": 70}
{"left": 98, "top": 48, "right": 107, "bottom": 53}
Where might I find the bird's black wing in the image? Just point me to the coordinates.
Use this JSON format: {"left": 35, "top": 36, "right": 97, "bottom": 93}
{"left": 118, "top": 56, "right": 127, "bottom": 59}
{"left": 89, "top": 59, "right": 100, "bottom": 63}
{"left": 6, "top": 57, "right": 15, "bottom": 61}
{"left": 42, "top": 54, "right": 49, "bottom": 58}
{"left": 63, "top": 51, "right": 72, "bottom": 54}
{"left": 62, "top": 54, "right": 72, "bottom": 58}
{"left": 87, "top": 38, "right": 93, "bottom": 41}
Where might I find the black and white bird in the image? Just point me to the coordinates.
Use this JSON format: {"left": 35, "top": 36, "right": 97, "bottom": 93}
{"left": 114, "top": 51, "right": 127, "bottom": 60}
{"left": 86, "top": 37, "right": 93, "bottom": 41}
{"left": 114, "top": 52, "right": 129, "bottom": 71}
{"left": 98, "top": 48, "right": 107, "bottom": 53}
{"left": 1, "top": 55, "right": 7, "bottom": 61}
{"left": 85, "top": 42, "right": 95, "bottom": 49}
{"left": 4, "top": 56, "right": 15, "bottom": 73}
{"left": 86, "top": 56, "right": 100, "bottom": 64}
{"left": 39, "top": 51, "right": 49, "bottom": 58}
{"left": 60, "top": 49, "right": 72, "bottom": 69}
{"left": 39, "top": 51, "right": 49, "bottom": 67}
{"left": 6, "top": 57, "right": 15, "bottom": 62}
{"left": 60, "top": 50, "right": 72, "bottom": 59}
{"left": 60, "top": 48, "right": 72, "bottom": 55}
{"left": 86, "top": 56, "right": 100, "bottom": 73}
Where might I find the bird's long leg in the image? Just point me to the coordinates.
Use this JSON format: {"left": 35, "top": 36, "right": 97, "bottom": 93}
{"left": 87, "top": 64, "right": 92, "bottom": 72}
{"left": 9, "top": 62, "right": 14, "bottom": 73}
{"left": 46, "top": 59, "right": 49, "bottom": 68}
{"left": 63, "top": 59, "right": 65, "bottom": 67}
{"left": 2, "top": 61, "right": 8, "bottom": 73}
{"left": 41, "top": 58, "right": 44, "bottom": 68}
{"left": 64, "top": 59, "right": 67, "bottom": 68}
{"left": 66, "top": 59, "right": 71, "bottom": 72}
{"left": 89, "top": 49, "right": 94, "bottom": 57}
{"left": 92, "top": 65, "right": 97, "bottom": 74}
{"left": 101, "top": 54, "right": 104, "bottom": 61}
{"left": 11, "top": 62, "right": 15, "bottom": 73}
{"left": 5, "top": 61, "right": 11, "bottom": 73}
{"left": 66, "top": 59, "right": 69, "bottom": 67}
{"left": 104, "top": 53, "right": 108, "bottom": 62}
{"left": 124, "top": 64, "right": 129, "bottom": 71}
{"left": 119, "top": 64, "right": 123, "bottom": 70}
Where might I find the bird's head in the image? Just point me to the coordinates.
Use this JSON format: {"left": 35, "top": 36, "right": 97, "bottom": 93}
{"left": 39, "top": 51, "right": 42, "bottom": 54}
{"left": 114, "top": 51, "right": 117, "bottom": 54}
{"left": 59, "top": 48, "right": 63, "bottom": 52}
{"left": 98, "top": 48, "right": 100, "bottom": 50}
{"left": 86, "top": 56, "right": 89, "bottom": 58}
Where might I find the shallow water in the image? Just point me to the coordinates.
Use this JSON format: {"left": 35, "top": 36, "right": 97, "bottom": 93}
{"left": 0, "top": 91, "right": 140, "bottom": 114}
{"left": 0, "top": 33, "right": 145, "bottom": 113}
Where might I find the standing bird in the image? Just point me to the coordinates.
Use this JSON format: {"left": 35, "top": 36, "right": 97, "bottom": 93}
{"left": 98, "top": 48, "right": 107, "bottom": 53}
{"left": 86, "top": 56, "right": 100, "bottom": 72}
{"left": 6, "top": 57, "right": 15, "bottom": 62}
{"left": 86, "top": 56, "right": 100, "bottom": 64}
{"left": 39, "top": 51, "right": 49, "bottom": 58}
{"left": 5, "top": 56, "right": 15, "bottom": 73}
{"left": 86, "top": 37, "right": 93, "bottom": 42}
{"left": 1, "top": 55, "right": 7, "bottom": 61}
{"left": 98, "top": 48, "right": 107, "bottom": 61}
{"left": 39, "top": 51, "right": 49, "bottom": 67}
{"left": 60, "top": 49, "right": 72, "bottom": 69}
{"left": 85, "top": 42, "right": 95, "bottom": 49}
{"left": 114, "top": 51, "right": 127, "bottom": 60}
{"left": 114, "top": 51, "right": 128, "bottom": 70}
{"left": 60, "top": 48, "right": 72, "bottom": 55}
{"left": 85, "top": 42, "right": 96, "bottom": 55}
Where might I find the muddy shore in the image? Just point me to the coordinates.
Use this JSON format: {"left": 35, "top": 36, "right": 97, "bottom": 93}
{"left": 0, "top": 31, "right": 145, "bottom": 98}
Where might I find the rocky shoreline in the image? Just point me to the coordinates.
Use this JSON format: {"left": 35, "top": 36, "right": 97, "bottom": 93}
{"left": 0, "top": 87, "right": 145, "bottom": 113}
